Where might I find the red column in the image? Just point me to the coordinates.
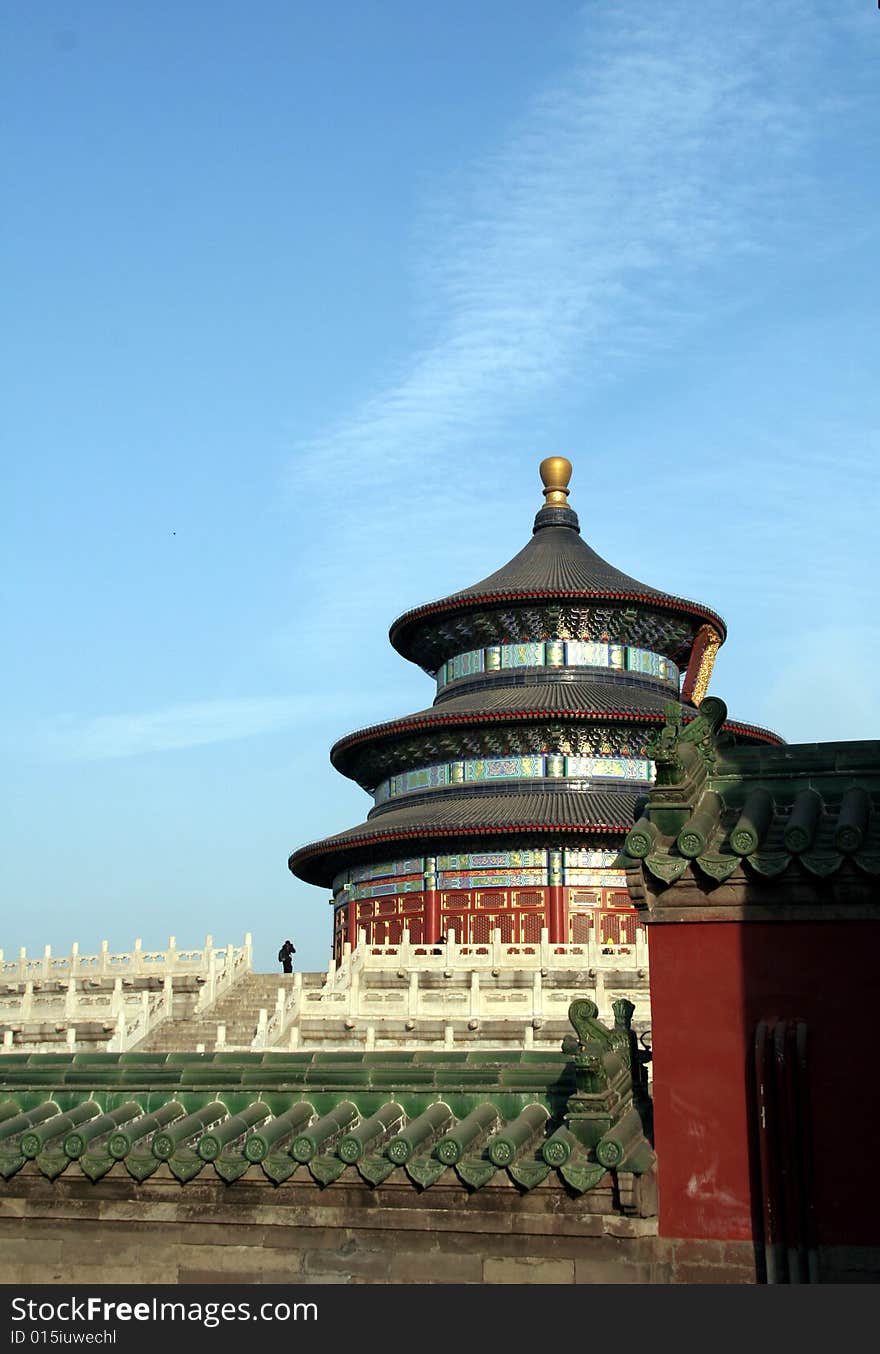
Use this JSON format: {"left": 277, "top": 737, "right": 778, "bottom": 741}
{"left": 423, "top": 856, "right": 440, "bottom": 944}
{"left": 547, "top": 848, "right": 565, "bottom": 943}
{"left": 346, "top": 889, "right": 357, "bottom": 949}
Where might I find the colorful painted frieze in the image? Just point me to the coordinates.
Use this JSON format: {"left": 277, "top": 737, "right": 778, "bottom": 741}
{"left": 563, "top": 849, "right": 621, "bottom": 869}
{"left": 435, "top": 640, "right": 679, "bottom": 691}
{"left": 439, "top": 870, "right": 548, "bottom": 889}
{"left": 564, "top": 869, "right": 629, "bottom": 887}
{"left": 350, "top": 877, "right": 425, "bottom": 900}
{"left": 438, "top": 850, "right": 547, "bottom": 870}
{"left": 344, "top": 858, "right": 424, "bottom": 886}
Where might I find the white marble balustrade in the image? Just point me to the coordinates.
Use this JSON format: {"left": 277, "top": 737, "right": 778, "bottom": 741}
{"left": 0, "top": 933, "right": 253, "bottom": 1052}
{"left": 0, "top": 933, "right": 252, "bottom": 985}
{"left": 342, "top": 926, "right": 649, "bottom": 978}
{"left": 250, "top": 927, "right": 650, "bottom": 1049}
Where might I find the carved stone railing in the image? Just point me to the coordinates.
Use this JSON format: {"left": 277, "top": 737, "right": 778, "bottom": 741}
{"left": 338, "top": 926, "right": 648, "bottom": 981}
{"left": 0, "top": 934, "right": 253, "bottom": 1052}
{"left": 104, "top": 988, "right": 173, "bottom": 1052}
{"left": 259, "top": 927, "right": 650, "bottom": 1048}
{"left": 192, "top": 935, "right": 253, "bottom": 1013}
{"left": 0, "top": 979, "right": 172, "bottom": 1054}
{"left": 0, "top": 934, "right": 252, "bottom": 986}
{"left": 252, "top": 975, "right": 303, "bottom": 1051}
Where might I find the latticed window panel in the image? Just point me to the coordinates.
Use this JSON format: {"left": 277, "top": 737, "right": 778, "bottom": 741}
{"left": 521, "top": 913, "right": 543, "bottom": 943}
{"left": 569, "top": 889, "right": 601, "bottom": 907}
{"left": 504, "top": 914, "right": 518, "bottom": 942}
{"left": 599, "top": 913, "right": 619, "bottom": 944}
{"left": 475, "top": 889, "right": 508, "bottom": 910}
{"left": 512, "top": 890, "right": 543, "bottom": 909}
{"left": 570, "top": 913, "right": 595, "bottom": 943}
{"left": 618, "top": 912, "right": 638, "bottom": 943}
{"left": 471, "top": 914, "right": 492, "bottom": 945}
{"left": 597, "top": 911, "right": 641, "bottom": 944}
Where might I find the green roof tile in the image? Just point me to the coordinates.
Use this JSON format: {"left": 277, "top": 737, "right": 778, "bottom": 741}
{"left": 239, "top": 1070, "right": 310, "bottom": 1089}
{"left": 367, "top": 1069, "right": 438, "bottom": 1089}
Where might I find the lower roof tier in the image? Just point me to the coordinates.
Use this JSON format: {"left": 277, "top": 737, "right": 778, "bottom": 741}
{"left": 289, "top": 786, "right": 646, "bottom": 887}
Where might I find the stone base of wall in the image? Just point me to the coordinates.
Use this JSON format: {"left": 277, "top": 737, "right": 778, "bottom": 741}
{"left": 1, "top": 1165, "right": 874, "bottom": 1284}
{"left": 0, "top": 1163, "right": 723, "bottom": 1285}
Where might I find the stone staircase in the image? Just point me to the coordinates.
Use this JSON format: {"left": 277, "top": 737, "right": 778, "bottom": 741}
{"left": 134, "top": 972, "right": 295, "bottom": 1052}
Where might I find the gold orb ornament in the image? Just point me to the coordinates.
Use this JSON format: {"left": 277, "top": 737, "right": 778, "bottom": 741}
{"left": 539, "top": 456, "right": 572, "bottom": 507}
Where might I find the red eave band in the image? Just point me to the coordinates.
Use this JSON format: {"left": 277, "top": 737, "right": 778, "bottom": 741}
{"left": 333, "top": 707, "right": 664, "bottom": 758}
{"left": 390, "top": 588, "right": 727, "bottom": 646}
{"left": 332, "top": 710, "right": 781, "bottom": 762}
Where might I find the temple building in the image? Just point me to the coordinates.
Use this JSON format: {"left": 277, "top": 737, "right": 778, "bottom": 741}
{"left": 289, "top": 458, "right": 782, "bottom": 960}
{"left": 2, "top": 459, "right": 877, "bottom": 1284}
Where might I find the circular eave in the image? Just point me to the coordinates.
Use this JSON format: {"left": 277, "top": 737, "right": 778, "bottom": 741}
{"left": 390, "top": 588, "right": 727, "bottom": 671}
{"left": 330, "top": 680, "right": 691, "bottom": 784}
{"left": 288, "top": 789, "right": 640, "bottom": 889}
{"left": 333, "top": 708, "right": 679, "bottom": 789}
{"left": 329, "top": 675, "right": 782, "bottom": 787}
{"left": 330, "top": 708, "right": 784, "bottom": 792}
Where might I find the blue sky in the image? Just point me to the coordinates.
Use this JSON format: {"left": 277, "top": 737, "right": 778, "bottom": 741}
{"left": 3, "top": 1, "right": 878, "bottom": 975}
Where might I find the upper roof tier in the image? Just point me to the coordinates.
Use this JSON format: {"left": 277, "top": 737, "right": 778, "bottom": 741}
{"left": 389, "top": 457, "right": 727, "bottom": 674}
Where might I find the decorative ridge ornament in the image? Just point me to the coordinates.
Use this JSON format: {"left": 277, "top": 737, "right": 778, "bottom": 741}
{"left": 646, "top": 696, "right": 728, "bottom": 789}
{"left": 622, "top": 700, "right": 880, "bottom": 923}
{"left": 533, "top": 456, "right": 581, "bottom": 533}
{"left": 558, "top": 1000, "right": 655, "bottom": 1176}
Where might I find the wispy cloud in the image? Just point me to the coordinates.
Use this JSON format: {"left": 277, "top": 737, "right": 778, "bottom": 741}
{"left": 40, "top": 695, "right": 371, "bottom": 762}
{"left": 290, "top": 0, "right": 839, "bottom": 508}
{"left": 272, "top": 0, "right": 880, "bottom": 743}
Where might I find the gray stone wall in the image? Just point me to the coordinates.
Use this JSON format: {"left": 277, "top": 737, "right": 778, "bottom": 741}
{"left": 3, "top": 1164, "right": 874, "bottom": 1282}
{"left": 0, "top": 1163, "right": 769, "bottom": 1285}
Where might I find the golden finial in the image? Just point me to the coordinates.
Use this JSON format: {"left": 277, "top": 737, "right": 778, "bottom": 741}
{"left": 539, "top": 456, "right": 572, "bottom": 507}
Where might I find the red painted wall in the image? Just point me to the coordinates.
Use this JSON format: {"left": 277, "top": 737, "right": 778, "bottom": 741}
{"left": 649, "top": 919, "right": 880, "bottom": 1243}
{"left": 332, "top": 884, "right": 640, "bottom": 960}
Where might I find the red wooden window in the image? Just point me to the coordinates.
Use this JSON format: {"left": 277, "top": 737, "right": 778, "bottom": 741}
{"left": 570, "top": 913, "right": 594, "bottom": 943}
{"left": 522, "top": 913, "right": 543, "bottom": 943}
{"left": 476, "top": 890, "right": 508, "bottom": 909}
{"left": 513, "top": 890, "right": 543, "bottom": 908}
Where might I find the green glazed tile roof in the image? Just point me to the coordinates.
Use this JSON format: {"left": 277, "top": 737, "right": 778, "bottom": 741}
{"left": 1, "top": 998, "right": 656, "bottom": 1194}
{"left": 0, "top": 1050, "right": 640, "bottom": 1194}
{"left": 621, "top": 711, "right": 880, "bottom": 890}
